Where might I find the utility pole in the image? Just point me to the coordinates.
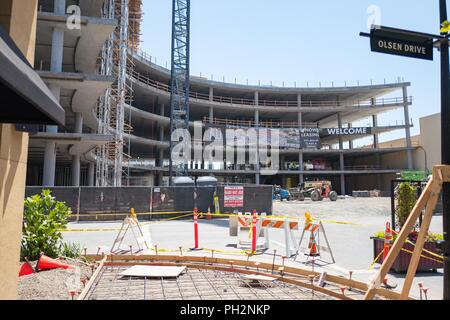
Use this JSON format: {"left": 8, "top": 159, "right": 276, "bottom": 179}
{"left": 439, "top": 0, "right": 450, "bottom": 301}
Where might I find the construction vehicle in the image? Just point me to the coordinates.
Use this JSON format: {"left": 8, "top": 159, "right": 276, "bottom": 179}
{"left": 289, "top": 181, "right": 338, "bottom": 202}
{"left": 273, "top": 185, "right": 291, "bottom": 201}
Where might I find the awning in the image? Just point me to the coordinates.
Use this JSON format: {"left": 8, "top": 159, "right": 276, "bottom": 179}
{"left": 0, "top": 26, "right": 65, "bottom": 125}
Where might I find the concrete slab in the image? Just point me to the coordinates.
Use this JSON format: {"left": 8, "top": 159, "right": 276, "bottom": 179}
{"left": 62, "top": 197, "right": 444, "bottom": 300}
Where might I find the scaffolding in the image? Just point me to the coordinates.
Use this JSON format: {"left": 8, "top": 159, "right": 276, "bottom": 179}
{"left": 96, "top": 0, "right": 142, "bottom": 187}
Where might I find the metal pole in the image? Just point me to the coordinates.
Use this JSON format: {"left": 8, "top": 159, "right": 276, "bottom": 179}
{"left": 440, "top": 0, "right": 450, "bottom": 301}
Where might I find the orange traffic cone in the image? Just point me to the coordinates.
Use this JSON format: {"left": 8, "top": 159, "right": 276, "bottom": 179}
{"left": 19, "top": 262, "right": 35, "bottom": 277}
{"left": 308, "top": 233, "right": 319, "bottom": 257}
{"left": 207, "top": 207, "right": 212, "bottom": 220}
{"left": 36, "top": 255, "right": 75, "bottom": 271}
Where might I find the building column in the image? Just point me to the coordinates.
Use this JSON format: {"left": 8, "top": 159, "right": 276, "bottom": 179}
{"left": 88, "top": 162, "right": 95, "bottom": 186}
{"left": 54, "top": 0, "right": 66, "bottom": 15}
{"left": 43, "top": 12, "right": 64, "bottom": 187}
{"left": 208, "top": 87, "right": 214, "bottom": 124}
{"left": 71, "top": 156, "right": 80, "bottom": 186}
{"left": 376, "top": 153, "right": 382, "bottom": 190}
{"left": 43, "top": 86, "right": 60, "bottom": 186}
{"left": 403, "top": 86, "right": 413, "bottom": 169}
{"left": 340, "top": 153, "right": 346, "bottom": 195}
{"left": 348, "top": 123, "right": 354, "bottom": 149}
{"left": 337, "top": 113, "right": 343, "bottom": 150}
{"left": 255, "top": 92, "right": 260, "bottom": 185}
{"left": 159, "top": 104, "right": 165, "bottom": 185}
{"left": 71, "top": 113, "right": 83, "bottom": 186}
{"left": 43, "top": 142, "right": 57, "bottom": 186}
{"left": 51, "top": 29, "right": 64, "bottom": 72}
{"left": 298, "top": 93, "right": 304, "bottom": 184}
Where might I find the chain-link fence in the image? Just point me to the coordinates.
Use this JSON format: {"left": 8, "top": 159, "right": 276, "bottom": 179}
{"left": 25, "top": 185, "right": 273, "bottom": 221}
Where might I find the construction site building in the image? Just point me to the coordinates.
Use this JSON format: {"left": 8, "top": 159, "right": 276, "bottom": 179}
{"left": 27, "top": 0, "right": 418, "bottom": 195}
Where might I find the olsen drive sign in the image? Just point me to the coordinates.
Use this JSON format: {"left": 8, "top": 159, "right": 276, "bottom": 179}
{"left": 370, "top": 26, "right": 434, "bottom": 61}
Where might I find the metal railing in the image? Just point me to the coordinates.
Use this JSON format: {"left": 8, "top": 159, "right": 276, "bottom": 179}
{"left": 131, "top": 48, "right": 410, "bottom": 89}
{"left": 128, "top": 69, "right": 413, "bottom": 109}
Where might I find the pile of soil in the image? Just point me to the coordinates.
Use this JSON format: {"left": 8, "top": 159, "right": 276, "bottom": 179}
{"left": 18, "top": 258, "right": 95, "bottom": 300}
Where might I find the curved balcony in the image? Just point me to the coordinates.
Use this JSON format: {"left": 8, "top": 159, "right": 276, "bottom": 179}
{"left": 128, "top": 69, "right": 412, "bottom": 115}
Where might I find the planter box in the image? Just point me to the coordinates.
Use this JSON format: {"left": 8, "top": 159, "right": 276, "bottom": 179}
{"left": 372, "top": 238, "right": 443, "bottom": 273}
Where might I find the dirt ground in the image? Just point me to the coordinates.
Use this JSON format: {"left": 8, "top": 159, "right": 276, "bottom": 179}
{"left": 17, "top": 258, "right": 94, "bottom": 300}
{"left": 273, "top": 197, "right": 391, "bottom": 221}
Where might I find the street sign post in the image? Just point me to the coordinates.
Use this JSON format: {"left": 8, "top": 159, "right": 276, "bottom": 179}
{"left": 361, "top": 0, "right": 450, "bottom": 300}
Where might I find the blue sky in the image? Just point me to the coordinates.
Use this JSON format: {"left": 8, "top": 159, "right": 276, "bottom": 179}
{"left": 140, "top": 0, "right": 442, "bottom": 143}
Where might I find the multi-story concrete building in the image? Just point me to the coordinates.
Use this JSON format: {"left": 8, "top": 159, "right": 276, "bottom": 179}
{"left": 26, "top": 0, "right": 418, "bottom": 195}
{"left": 26, "top": 0, "right": 118, "bottom": 187}
{"left": 124, "top": 49, "right": 416, "bottom": 194}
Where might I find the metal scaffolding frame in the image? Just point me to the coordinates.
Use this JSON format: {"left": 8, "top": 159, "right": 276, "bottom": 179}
{"left": 169, "top": 0, "right": 191, "bottom": 183}
{"left": 96, "top": 0, "right": 141, "bottom": 187}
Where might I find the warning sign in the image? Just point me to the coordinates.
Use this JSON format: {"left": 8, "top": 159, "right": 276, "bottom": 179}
{"left": 224, "top": 186, "right": 244, "bottom": 207}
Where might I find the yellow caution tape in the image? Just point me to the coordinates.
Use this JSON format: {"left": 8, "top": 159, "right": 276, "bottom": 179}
{"left": 400, "top": 248, "right": 444, "bottom": 264}
{"left": 68, "top": 210, "right": 193, "bottom": 218}
{"left": 368, "top": 250, "right": 384, "bottom": 271}
{"left": 390, "top": 229, "right": 444, "bottom": 260}
{"left": 368, "top": 247, "right": 443, "bottom": 270}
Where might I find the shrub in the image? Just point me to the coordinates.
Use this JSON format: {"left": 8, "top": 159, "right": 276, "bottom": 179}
{"left": 21, "top": 190, "right": 72, "bottom": 261}
{"left": 60, "top": 242, "right": 82, "bottom": 259}
{"left": 395, "top": 182, "right": 417, "bottom": 230}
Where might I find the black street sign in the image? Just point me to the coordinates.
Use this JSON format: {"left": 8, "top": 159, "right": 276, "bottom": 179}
{"left": 370, "top": 27, "right": 434, "bottom": 61}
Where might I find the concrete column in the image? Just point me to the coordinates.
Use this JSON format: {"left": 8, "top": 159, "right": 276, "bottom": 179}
{"left": 209, "top": 107, "right": 214, "bottom": 124}
{"left": 340, "top": 153, "right": 346, "bottom": 195}
{"left": 376, "top": 154, "right": 382, "bottom": 190}
{"left": 255, "top": 92, "right": 260, "bottom": 184}
{"left": 54, "top": 0, "right": 66, "bottom": 15}
{"left": 75, "top": 113, "right": 83, "bottom": 134}
{"left": 337, "top": 113, "right": 343, "bottom": 150}
{"left": 340, "top": 174, "right": 346, "bottom": 196}
{"left": 348, "top": 123, "right": 354, "bottom": 149}
{"left": 159, "top": 104, "right": 165, "bottom": 170}
{"left": 298, "top": 154, "right": 304, "bottom": 185}
{"left": 372, "top": 114, "right": 379, "bottom": 148}
{"left": 43, "top": 84, "right": 61, "bottom": 187}
{"left": 208, "top": 88, "right": 214, "bottom": 124}
{"left": 298, "top": 94, "right": 304, "bottom": 184}
{"left": 88, "top": 162, "right": 95, "bottom": 186}
{"left": 403, "top": 86, "right": 413, "bottom": 169}
{"left": 71, "top": 155, "right": 80, "bottom": 186}
{"left": 51, "top": 28, "right": 64, "bottom": 72}
{"left": 43, "top": 142, "right": 56, "bottom": 186}
{"left": 71, "top": 113, "right": 83, "bottom": 186}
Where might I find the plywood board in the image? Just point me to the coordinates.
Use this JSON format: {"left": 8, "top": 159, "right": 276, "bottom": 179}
{"left": 242, "top": 275, "right": 277, "bottom": 282}
{"left": 120, "top": 265, "right": 186, "bottom": 278}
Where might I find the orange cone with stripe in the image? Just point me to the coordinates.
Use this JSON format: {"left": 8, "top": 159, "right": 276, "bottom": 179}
{"left": 19, "top": 262, "right": 35, "bottom": 277}
{"left": 36, "top": 255, "right": 75, "bottom": 271}
{"left": 308, "top": 225, "right": 320, "bottom": 257}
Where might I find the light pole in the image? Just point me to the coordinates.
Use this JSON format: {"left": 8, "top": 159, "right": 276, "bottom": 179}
{"left": 439, "top": 0, "right": 450, "bottom": 301}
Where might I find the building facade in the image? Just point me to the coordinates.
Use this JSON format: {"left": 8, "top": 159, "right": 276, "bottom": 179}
{"left": 0, "top": 0, "right": 65, "bottom": 300}
{"left": 123, "top": 50, "right": 416, "bottom": 194}
{"left": 26, "top": 0, "right": 418, "bottom": 195}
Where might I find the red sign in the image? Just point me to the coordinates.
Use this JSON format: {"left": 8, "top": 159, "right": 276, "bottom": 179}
{"left": 224, "top": 186, "right": 244, "bottom": 207}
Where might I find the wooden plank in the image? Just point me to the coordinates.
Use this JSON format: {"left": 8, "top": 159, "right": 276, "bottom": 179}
{"left": 433, "top": 165, "right": 450, "bottom": 182}
{"left": 77, "top": 256, "right": 107, "bottom": 300}
{"left": 400, "top": 177, "right": 442, "bottom": 299}
{"left": 363, "top": 178, "right": 433, "bottom": 300}
{"left": 88, "top": 254, "right": 405, "bottom": 300}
